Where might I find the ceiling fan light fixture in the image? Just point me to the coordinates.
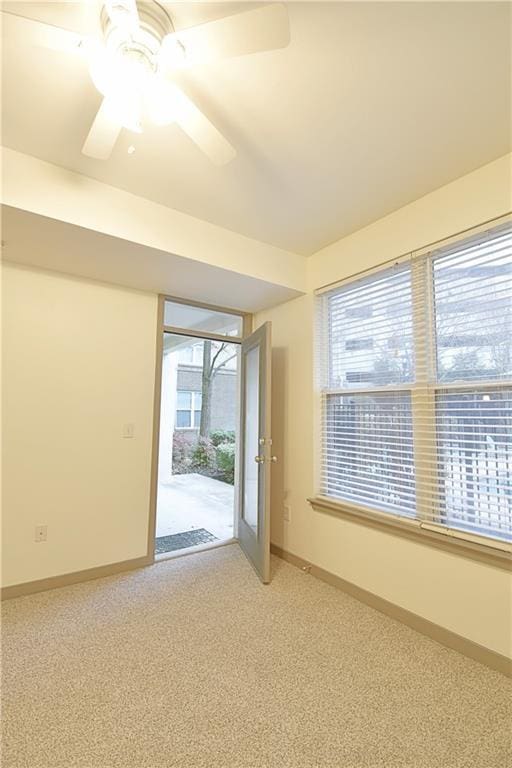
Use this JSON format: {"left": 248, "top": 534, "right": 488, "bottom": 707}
{"left": 4, "top": 0, "right": 290, "bottom": 163}
{"left": 104, "top": 0, "right": 139, "bottom": 38}
{"left": 88, "top": 44, "right": 115, "bottom": 95}
{"left": 89, "top": 45, "right": 152, "bottom": 93}
{"left": 159, "top": 35, "right": 187, "bottom": 70}
{"left": 89, "top": 44, "right": 151, "bottom": 131}
{"left": 146, "top": 77, "right": 176, "bottom": 126}
{"left": 103, "top": 90, "right": 143, "bottom": 133}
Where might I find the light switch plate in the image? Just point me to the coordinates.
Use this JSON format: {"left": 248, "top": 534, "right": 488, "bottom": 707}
{"left": 35, "top": 525, "right": 47, "bottom": 543}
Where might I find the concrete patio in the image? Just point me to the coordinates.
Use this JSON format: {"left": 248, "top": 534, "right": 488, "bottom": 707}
{"left": 155, "top": 473, "right": 235, "bottom": 543}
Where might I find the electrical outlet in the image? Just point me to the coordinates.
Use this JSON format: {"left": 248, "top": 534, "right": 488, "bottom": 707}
{"left": 35, "top": 525, "right": 47, "bottom": 543}
{"left": 122, "top": 423, "right": 135, "bottom": 438}
{"left": 283, "top": 505, "right": 291, "bottom": 522}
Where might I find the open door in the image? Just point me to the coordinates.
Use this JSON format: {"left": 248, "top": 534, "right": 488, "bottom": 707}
{"left": 237, "top": 322, "right": 273, "bottom": 583}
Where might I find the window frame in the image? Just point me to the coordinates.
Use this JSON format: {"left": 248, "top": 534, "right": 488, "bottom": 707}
{"left": 163, "top": 295, "right": 252, "bottom": 342}
{"left": 312, "top": 219, "right": 512, "bottom": 567}
{"left": 320, "top": 262, "right": 420, "bottom": 523}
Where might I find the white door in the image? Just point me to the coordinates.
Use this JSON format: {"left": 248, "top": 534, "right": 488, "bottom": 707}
{"left": 237, "top": 322, "right": 273, "bottom": 583}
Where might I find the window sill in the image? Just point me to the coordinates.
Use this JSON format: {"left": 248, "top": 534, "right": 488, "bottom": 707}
{"left": 308, "top": 496, "right": 512, "bottom": 571}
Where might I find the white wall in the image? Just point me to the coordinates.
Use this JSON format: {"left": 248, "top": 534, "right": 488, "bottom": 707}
{"left": 2, "top": 263, "right": 157, "bottom": 587}
{"left": 257, "top": 154, "right": 512, "bottom": 658}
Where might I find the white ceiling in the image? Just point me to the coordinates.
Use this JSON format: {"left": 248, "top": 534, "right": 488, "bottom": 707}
{"left": 2, "top": 1, "right": 511, "bottom": 256}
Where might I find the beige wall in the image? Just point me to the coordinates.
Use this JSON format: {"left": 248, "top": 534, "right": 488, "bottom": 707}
{"left": 257, "top": 154, "right": 512, "bottom": 658}
{"left": 2, "top": 263, "right": 157, "bottom": 587}
{"left": 2, "top": 148, "right": 306, "bottom": 293}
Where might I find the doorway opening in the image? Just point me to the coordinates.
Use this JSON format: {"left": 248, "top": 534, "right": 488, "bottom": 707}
{"left": 155, "top": 300, "right": 245, "bottom": 558}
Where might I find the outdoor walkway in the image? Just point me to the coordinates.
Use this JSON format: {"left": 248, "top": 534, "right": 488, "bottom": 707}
{"left": 156, "top": 473, "right": 234, "bottom": 542}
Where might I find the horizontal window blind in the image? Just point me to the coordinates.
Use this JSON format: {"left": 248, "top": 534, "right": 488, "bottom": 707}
{"left": 317, "top": 222, "right": 512, "bottom": 544}
{"left": 435, "top": 388, "right": 511, "bottom": 539}
{"left": 433, "top": 229, "right": 512, "bottom": 383}
{"left": 322, "top": 392, "right": 415, "bottom": 517}
{"left": 327, "top": 266, "right": 414, "bottom": 389}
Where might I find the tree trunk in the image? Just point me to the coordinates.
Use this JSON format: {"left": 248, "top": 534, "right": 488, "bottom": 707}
{"left": 200, "top": 340, "right": 212, "bottom": 438}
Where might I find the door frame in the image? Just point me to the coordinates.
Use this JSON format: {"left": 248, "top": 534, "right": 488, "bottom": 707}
{"left": 146, "top": 294, "right": 252, "bottom": 563}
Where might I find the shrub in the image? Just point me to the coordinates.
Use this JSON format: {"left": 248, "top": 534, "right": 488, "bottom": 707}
{"left": 216, "top": 442, "right": 235, "bottom": 484}
{"left": 191, "top": 437, "right": 216, "bottom": 473}
{"left": 210, "top": 429, "right": 236, "bottom": 447}
{"left": 172, "top": 431, "right": 193, "bottom": 474}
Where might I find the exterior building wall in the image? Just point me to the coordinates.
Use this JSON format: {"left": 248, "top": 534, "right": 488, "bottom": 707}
{"left": 176, "top": 366, "right": 238, "bottom": 432}
{"left": 158, "top": 352, "right": 178, "bottom": 483}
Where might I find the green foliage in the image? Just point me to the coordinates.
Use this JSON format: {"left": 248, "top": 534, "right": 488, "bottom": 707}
{"left": 172, "top": 431, "right": 235, "bottom": 484}
{"left": 191, "top": 437, "right": 216, "bottom": 472}
{"left": 210, "top": 429, "right": 236, "bottom": 447}
{"left": 216, "top": 442, "right": 235, "bottom": 485}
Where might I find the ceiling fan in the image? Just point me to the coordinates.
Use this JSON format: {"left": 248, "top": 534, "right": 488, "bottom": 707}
{"left": 2, "top": 1, "right": 290, "bottom": 164}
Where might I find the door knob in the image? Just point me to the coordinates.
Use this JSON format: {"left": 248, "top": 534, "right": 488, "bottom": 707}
{"left": 254, "top": 455, "right": 265, "bottom": 464}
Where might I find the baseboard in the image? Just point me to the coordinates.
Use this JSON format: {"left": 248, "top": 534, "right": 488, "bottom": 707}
{"left": 271, "top": 543, "right": 511, "bottom": 678}
{"left": 1, "top": 555, "right": 152, "bottom": 600}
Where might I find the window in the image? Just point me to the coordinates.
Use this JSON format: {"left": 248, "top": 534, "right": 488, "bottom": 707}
{"left": 177, "top": 343, "right": 204, "bottom": 366}
{"left": 164, "top": 299, "right": 244, "bottom": 338}
{"left": 318, "top": 222, "right": 512, "bottom": 544}
{"left": 176, "top": 390, "right": 202, "bottom": 429}
{"left": 345, "top": 338, "right": 374, "bottom": 352}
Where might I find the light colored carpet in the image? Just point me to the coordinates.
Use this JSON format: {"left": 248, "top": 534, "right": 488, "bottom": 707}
{"left": 1, "top": 544, "right": 511, "bottom": 768}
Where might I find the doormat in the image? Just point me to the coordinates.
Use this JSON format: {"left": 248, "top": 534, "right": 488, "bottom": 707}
{"left": 155, "top": 529, "right": 218, "bottom": 555}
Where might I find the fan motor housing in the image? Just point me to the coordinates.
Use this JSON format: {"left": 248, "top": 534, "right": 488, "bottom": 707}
{"left": 100, "top": 1, "right": 174, "bottom": 65}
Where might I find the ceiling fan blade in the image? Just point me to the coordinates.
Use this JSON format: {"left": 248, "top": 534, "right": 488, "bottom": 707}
{"left": 1, "top": 11, "right": 86, "bottom": 55}
{"left": 160, "top": 3, "right": 290, "bottom": 69}
{"left": 169, "top": 86, "right": 236, "bottom": 165}
{"left": 82, "top": 98, "right": 123, "bottom": 160}
{"left": 104, "top": 0, "right": 140, "bottom": 35}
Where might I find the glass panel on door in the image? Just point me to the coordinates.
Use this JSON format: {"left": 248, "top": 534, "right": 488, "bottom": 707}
{"left": 243, "top": 345, "right": 260, "bottom": 533}
{"left": 237, "top": 322, "right": 272, "bottom": 583}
